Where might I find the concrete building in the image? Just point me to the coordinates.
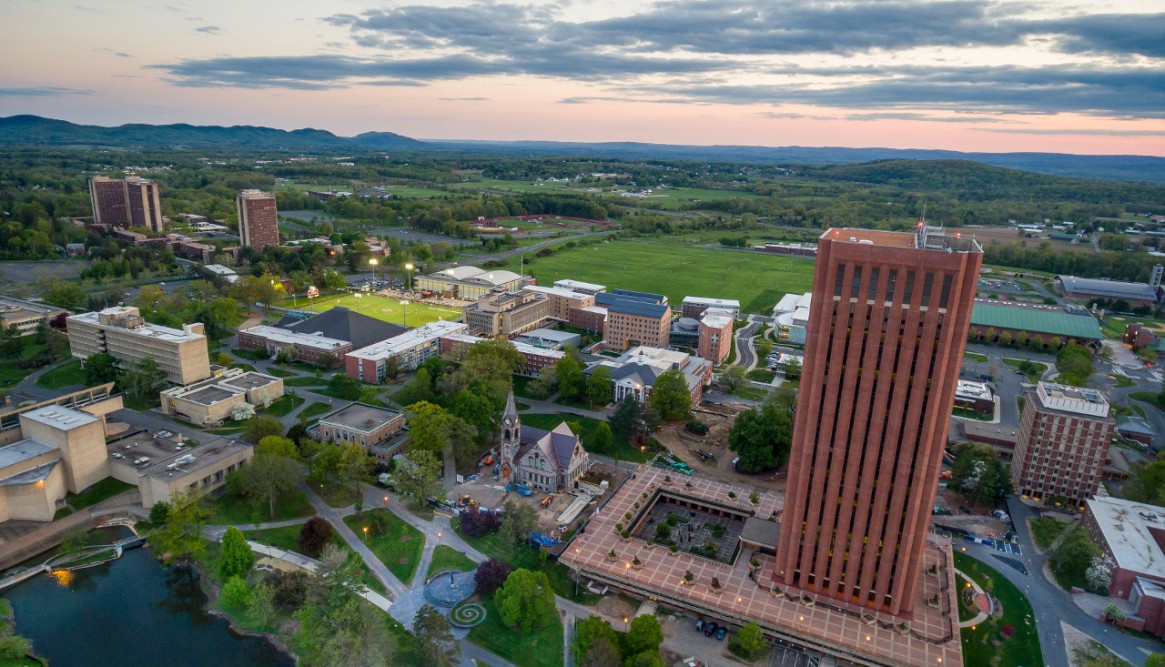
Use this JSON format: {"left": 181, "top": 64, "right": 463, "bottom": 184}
{"left": 89, "top": 176, "right": 164, "bottom": 232}
{"left": 316, "top": 402, "right": 406, "bottom": 463}
{"left": 697, "top": 309, "right": 734, "bottom": 363}
{"left": 236, "top": 325, "right": 351, "bottom": 367}
{"left": 514, "top": 328, "right": 582, "bottom": 350}
{"left": 1013, "top": 382, "right": 1115, "bottom": 502}
{"left": 954, "top": 380, "right": 995, "bottom": 415}
{"left": 521, "top": 285, "right": 596, "bottom": 329}
{"left": 552, "top": 279, "right": 605, "bottom": 295}
{"left": 777, "top": 226, "right": 982, "bottom": 617}
{"left": 440, "top": 333, "right": 564, "bottom": 377}
{"left": 681, "top": 296, "right": 740, "bottom": 319}
{"left": 1082, "top": 496, "right": 1165, "bottom": 638}
{"left": 107, "top": 431, "right": 252, "bottom": 509}
{"left": 237, "top": 190, "right": 280, "bottom": 250}
{"left": 498, "top": 393, "right": 590, "bottom": 493}
{"left": 586, "top": 346, "right": 714, "bottom": 405}
{"left": 772, "top": 292, "right": 812, "bottom": 345}
{"left": 463, "top": 291, "right": 550, "bottom": 338}
{"left": 0, "top": 296, "right": 67, "bottom": 336}
{"left": 66, "top": 306, "right": 211, "bottom": 385}
{"left": 415, "top": 266, "right": 529, "bottom": 300}
{"left": 600, "top": 291, "right": 672, "bottom": 351}
{"left": 344, "top": 321, "right": 468, "bottom": 382}
{"left": 1055, "top": 272, "right": 1163, "bottom": 307}
{"left": 160, "top": 369, "right": 284, "bottom": 426}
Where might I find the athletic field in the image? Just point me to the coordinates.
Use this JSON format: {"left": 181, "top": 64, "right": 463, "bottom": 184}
{"left": 284, "top": 293, "right": 463, "bottom": 328}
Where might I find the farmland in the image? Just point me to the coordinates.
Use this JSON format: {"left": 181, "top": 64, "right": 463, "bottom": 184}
{"left": 504, "top": 240, "right": 815, "bottom": 314}
{"left": 281, "top": 292, "right": 462, "bottom": 327}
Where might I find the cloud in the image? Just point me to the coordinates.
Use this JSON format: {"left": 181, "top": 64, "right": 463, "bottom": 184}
{"left": 843, "top": 112, "right": 1010, "bottom": 124}
{"left": 439, "top": 96, "right": 489, "bottom": 101}
{"left": 978, "top": 128, "right": 1165, "bottom": 137}
{"left": 0, "top": 87, "right": 91, "bottom": 97}
{"left": 149, "top": 0, "right": 1165, "bottom": 119}
{"left": 194, "top": 25, "right": 222, "bottom": 34}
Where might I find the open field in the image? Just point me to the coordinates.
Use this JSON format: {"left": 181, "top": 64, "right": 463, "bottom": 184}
{"left": 506, "top": 240, "right": 814, "bottom": 313}
{"left": 276, "top": 184, "right": 450, "bottom": 198}
{"left": 282, "top": 292, "right": 462, "bottom": 327}
{"left": 962, "top": 226, "right": 1090, "bottom": 254}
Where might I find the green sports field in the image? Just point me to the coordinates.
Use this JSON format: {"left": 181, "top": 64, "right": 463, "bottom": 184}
{"left": 284, "top": 293, "right": 463, "bottom": 327}
{"left": 508, "top": 240, "right": 815, "bottom": 314}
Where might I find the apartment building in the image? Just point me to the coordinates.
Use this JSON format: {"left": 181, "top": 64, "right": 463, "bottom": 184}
{"left": 1013, "top": 382, "right": 1115, "bottom": 502}
{"left": 237, "top": 189, "right": 280, "bottom": 250}
{"left": 521, "top": 285, "right": 596, "bottom": 328}
{"left": 66, "top": 307, "right": 211, "bottom": 385}
{"left": 89, "top": 176, "right": 164, "bottom": 232}
{"left": 463, "top": 291, "right": 550, "bottom": 338}
{"left": 603, "top": 297, "right": 671, "bottom": 351}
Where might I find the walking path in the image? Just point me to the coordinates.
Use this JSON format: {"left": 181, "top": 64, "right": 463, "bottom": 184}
{"left": 203, "top": 516, "right": 311, "bottom": 541}
{"left": 247, "top": 541, "right": 393, "bottom": 612}
{"left": 953, "top": 567, "right": 990, "bottom": 628}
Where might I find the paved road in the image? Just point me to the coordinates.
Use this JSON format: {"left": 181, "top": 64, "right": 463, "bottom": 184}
{"left": 734, "top": 318, "right": 763, "bottom": 371}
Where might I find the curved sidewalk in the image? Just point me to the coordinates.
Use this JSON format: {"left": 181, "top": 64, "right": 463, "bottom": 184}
{"left": 954, "top": 567, "right": 991, "bottom": 628}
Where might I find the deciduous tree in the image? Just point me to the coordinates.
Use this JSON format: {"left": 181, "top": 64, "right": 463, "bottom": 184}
{"left": 495, "top": 568, "right": 556, "bottom": 632}
{"left": 297, "top": 517, "right": 336, "bottom": 558}
{"left": 219, "top": 526, "right": 255, "bottom": 580}
{"left": 153, "top": 489, "right": 212, "bottom": 564}
{"left": 624, "top": 614, "right": 663, "bottom": 656}
{"left": 238, "top": 453, "right": 301, "bottom": 519}
{"left": 242, "top": 416, "right": 283, "bottom": 444}
{"left": 649, "top": 369, "right": 691, "bottom": 421}
{"left": 474, "top": 557, "right": 513, "bottom": 596}
{"left": 413, "top": 603, "right": 459, "bottom": 667}
{"left": 393, "top": 449, "right": 443, "bottom": 506}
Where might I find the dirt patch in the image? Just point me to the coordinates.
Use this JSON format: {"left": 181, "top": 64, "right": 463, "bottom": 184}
{"left": 595, "top": 595, "right": 638, "bottom": 621}
{"left": 654, "top": 404, "right": 787, "bottom": 493}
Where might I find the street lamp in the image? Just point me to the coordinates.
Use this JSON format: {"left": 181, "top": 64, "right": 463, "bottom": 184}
{"left": 363, "top": 526, "right": 369, "bottom": 543}
{"left": 369, "top": 257, "right": 378, "bottom": 284}
{"left": 405, "top": 262, "right": 414, "bottom": 293}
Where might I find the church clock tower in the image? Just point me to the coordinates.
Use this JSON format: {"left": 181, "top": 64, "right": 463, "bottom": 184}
{"left": 499, "top": 391, "right": 520, "bottom": 487}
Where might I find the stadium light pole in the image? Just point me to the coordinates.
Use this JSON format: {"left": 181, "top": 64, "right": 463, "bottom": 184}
{"left": 405, "top": 262, "right": 414, "bottom": 292}
{"left": 369, "top": 257, "right": 378, "bottom": 284}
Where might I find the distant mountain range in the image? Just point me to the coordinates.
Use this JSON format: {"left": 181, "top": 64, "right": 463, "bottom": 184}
{"left": 1, "top": 114, "right": 1162, "bottom": 184}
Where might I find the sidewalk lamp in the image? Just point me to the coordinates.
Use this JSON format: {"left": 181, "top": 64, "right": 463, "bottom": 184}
{"left": 363, "top": 526, "right": 369, "bottom": 543}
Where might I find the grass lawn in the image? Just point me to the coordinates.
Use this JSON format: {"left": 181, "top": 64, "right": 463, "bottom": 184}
{"left": 1002, "top": 358, "right": 1048, "bottom": 383}
{"left": 298, "top": 401, "right": 332, "bottom": 420}
{"left": 1130, "top": 391, "right": 1158, "bottom": 404}
{"left": 1029, "top": 517, "right": 1072, "bottom": 550}
{"left": 344, "top": 509, "right": 425, "bottom": 584}
{"left": 746, "top": 369, "right": 775, "bottom": 383}
{"left": 1111, "top": 374, "right": 1136, "bottom": 388}
{"left": 504, "top": 239, "right": 814, "bottom": 314}
{"left": 512, "top": 375, "right": 539, "bottom": 399}
{"left": 67, "top": 477, "right": 136, "bottom": 510}
{"left": 231, "top": 347, "right": 271, "bottom": 361}
{"left": 452, "top": 516, "right": 597, "bottom": 603}
{"left": 282, "top": 376, "right": 327, "bottom": 387}
{"left": 35, "top": 359, "right": 85, "bottom": 389}
{"left": 734, "top": 386, "right": 770, "bottom": 401}
{"left": 245, "top": 523, "right": 387, "bottom": 595}
{"left": 964, "top": 351, "right": 990, "bottom": 362}
{"left": 260, "top": 394, "right": 305, "bottom": 418}
{"left": 314, "top": 480, "right": 363, "bottom": 508}
{"left": 282, "top": 292, "right": 462, "bottom": 328}
{"left": 428, "top": 545, "right": 478, "bottom": 574}
{"left": 469, "top": 596, "right": 563, "bottom": 667}
{"left": 208, "top": 488, "right": 314, "bottom": 525}
{"left": 521, "top": 413, "right": 650, "bottom": 463}
{"left": 954, "top": 552, "right": 1043, "bottom": 667}
{"left": 952, "top": 407, "right": 993, "bottom": 421}
{"left": 266, "top": 367, "right": 300, "bottom": 378}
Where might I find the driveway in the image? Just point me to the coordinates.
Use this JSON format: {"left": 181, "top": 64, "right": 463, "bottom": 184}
{"left": 734, "top": 318, "right": 764, "bottom": 371}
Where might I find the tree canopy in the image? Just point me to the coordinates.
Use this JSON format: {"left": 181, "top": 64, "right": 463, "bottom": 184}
{"left": 649, "top": 369, "right": 691, "bottom": 421}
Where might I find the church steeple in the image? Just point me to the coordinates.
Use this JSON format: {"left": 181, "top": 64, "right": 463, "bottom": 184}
{"left": 499, "top": 390, "right": 521, "bottom": 487}
{"left": 503, "top": 390, "right": 518, "bottom": 426}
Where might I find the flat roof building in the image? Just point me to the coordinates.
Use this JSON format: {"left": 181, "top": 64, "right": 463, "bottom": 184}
{"left": 108, "top": 433, "right": 253, "bottom": 509}
{"left": 969, "top": 300, "right": 1103, "bottom": 346}
{"left": 681, "top": 296, "right": 740, "bottom": 319}
{"left": 697, "top": 310, "right": 733, "bottom": 364}
{"left": 89, "top": 176, "right": 164, "bottom": 233}
{"left": 415, "top": 265, "right": 530, "bottom": 300}
{"left": 600, "top": 291, "right": 672, "bottom": 351}
{"left": 463, "top": 291, "right": 550, "bottom": 339}
{"left": 344, "top": 320, "right": 468, "bottom": 382}
{"left": 160, "top": 368, "right": 284, "bottom": 426}
{"left": 237, "top": 189, "right": 279, "bottom": 250}
{"left": 1056, "top": 273, "right": 1163, "bottom": 306}
{"left": 513, "top": 328, "right": 582, "bottom": 350}
{"left": 1082, "top": 496, "right": 1165, "bottom": 638}
{"left": 67, "top": 306, "right": 211, "bottom": 385}
{"left": 317, "top": 402, "right": 406, "bottom": 463}
{"left": 1013, "top": 382, "right": 1115, "bottom": 502}
{"left": 778, "top": 226, "right": 981, "bottom": 617}
{"left": 0, "top": 296, "right": 67, "bottom": 337}
{"left": 440, "top": 333, "right": 564, "bottom": 377}
{"left": 237, "top": 325, "right": 351, "bottom": 367}
{"left": 586, "top": 346, "right": 714, "bottom": 405}
{"left": 552, "top": 279, "right": 605, "bottom": 295}
{"left": 521, "top": 285, "right": 596, "bottom": 329}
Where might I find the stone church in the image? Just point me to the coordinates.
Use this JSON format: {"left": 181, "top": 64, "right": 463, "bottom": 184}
{"left": 499, "top": 392, "right": 591, "bottom": 493}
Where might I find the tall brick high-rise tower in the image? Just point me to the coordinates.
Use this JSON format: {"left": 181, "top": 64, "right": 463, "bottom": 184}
{"left": 89, "top": 176, "right": 163, "bottom": 232}
{"left": 775, "top": 226, "right": 982, "bottom": 616}
{"left": 237, "top": 189, "right": 280, "bottom": 250}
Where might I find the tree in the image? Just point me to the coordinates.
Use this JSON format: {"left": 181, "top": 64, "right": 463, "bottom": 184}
{"left": 59, "top": 527, "right": 90, "bottom": 555}
{"left": 336, "top": 441, "right": 374, "bottom": 494}
{"left": 326, "top": 373, "right": 363, "bottom": 400}
{"left": 459, "top": 506, "right": 501, "bottom": 538}
{"left": 148, "top": 500, "right": 171, "bottom": 526}
{"left": 495, "top": 568, "right": 557, "bottom": 632}
{"left": 83, "top": 352, "right": 120, "bottom": 386}
{"left": 586, "top": 365, "right": 612, "bottom": 405}
{"left": 499, "top": 499, "right": 539, "bottom": 548}
{"left": 555, "top": 355, "right": 586, "bottom": 400}
{"left": 294, "top": 545, "right": 394, "bottom": 666}
{"left": 949, "top": 442, "right": 1009, "bottom": 506}
{"left": 474, "top": 558, "right": 513, "bottom": 596}
{"left": 574, "top": 615, "right": 619, "bottom": 658}
{"left": 735, "top": 622, "right": 767, "bottom": 659}
{"left": 242, "top": 416, "right": 283, "bottom": 444}
{"left": 393, "top": 449, "right": 443, "bottom": 506}
{"left": 624, "top": 651, "right": 664, "bottom": 667}
{"left": 152, "top": 489, "right": 212, "bottom": 564}
{"left": 221, "top": 576, "right": 252, "bottom": 608}
{"left": 1126, "top": 454, "right": 1165, "bottom": 505}
{"left": 720, "top": 364, "right": 747, "bottom": 392}
{"left": 257, "top": 435, "right": 299, "bottom": 459}
{"left": 219, "top": 526, "right": 255, "bottom": 580}
{"left": 42, "top": 279, "right": 85, "bottom": 311}
{"left": 406, "top": 401, "right": 451, "bottom": 453}
{"left": 229, "top": 402, "right": 256, "bottom": 422}
{"left": 122, "top": 357, "right": 169, "bottom": 407}
{"left": 248, "top": 582, "right": 278, "bottom": 629}
{"left": 297, "top": 517, "right": 336, "bottom": 558}
{"left": 1145, "top": 654, "right": 1165, "bottom": 667}
{"left": 582, "top": 637, "right": 622, "bottom": 667}
{"left": 592, "top": 422, "right": 613, "bottom": 453}
{"left": 238, "top": 453, "right": 301, "bottom": 519}
{"left": 382, "top": 355, "right": 401, "bottom": 381}
{"left": 457, "top": 338, "right": 525, "bottom": 398}
{"left": 728, "top": 400, "right": 794, "bottom": 473}
{"left": 413, "top": 603, "right": 460, "bottom": 667}
{"left": 1050, "top": 525, "right": 1101, "bottom": 588}
{"left": 624, "top": 614, "right": 664, "bottom": 656}
{"left": 452, "top": 384, "right": 498, "bottom": 443}
{"left": 1056, "top": 343, "right": 1094, "bottom": 386}
{"left": 649, "top": 369, "right": 691, "bottom": 421}
{"left": 1104, "top": 603, "right": 1126, "bottom": 625}
{"left": 610, "top": 396, "right": 643, "bottom": 442}
{"left": 1086, "top": 554, "right": 1115, "bottom": 591}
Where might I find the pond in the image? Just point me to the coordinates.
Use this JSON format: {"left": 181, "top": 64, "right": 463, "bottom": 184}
{"left": 4, "top": 542, "right": 291, "bottom": 667}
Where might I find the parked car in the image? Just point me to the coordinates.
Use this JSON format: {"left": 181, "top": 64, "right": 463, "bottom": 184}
{"left": 694, "top": 619, "right": 705, "bottom": 632}
{"left": 715, "top": 626, "right": 727, "bottom": 641}
{"left": 703, "top": 622, "right": 718, "bottom": 637}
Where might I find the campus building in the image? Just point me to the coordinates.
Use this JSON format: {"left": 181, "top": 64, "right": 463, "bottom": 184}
{"left": 316, "top": 402, "right": 406, "bottom": 463}
{"left": 521, "top": 285, "right": 597, "bottom": 330}
{"left": 968, "top": 300, "right": 1103, "bottom": 348}
{"left": 66, "top": 306, "right": 211, "bottom": 385}
{"left": 440, "top": 333, "right": 564, "bottom": 377}
{"left": 953, "top": 380, "right": 995, "bottom": 415}
{"left": 107, "top": 431, "right": 252, "bottom": 509}
{"left": 777, "top": 226, "right": 981, "bottom": 617}
{"left": 463, "top": 291, "right": 550, "bottom": 338}
{"left": 160, "top": 369, "right": 284, "bottom": 426}
{"left": 237, "top": 189, "right": 280, "bottom": 250}
{"left": 681, "top": 296, "right": 740, "bottom": 319}
{"left": 772, "top": 292, "right": 812, "bottom": 345}
{"left": 1055, "top": 271, "right": 1163, "bottom": 307}
{"left": 1082, "top": 496, "right": 1165, "bottom": 639}
{"left": 585, "top": 346, "right": 714, "bottom": 405}
{"left": 414, "top": 266, "right": 529, "bottom": 300}
{"left": 600, "top": 290, "right": 672, "bottom": 351}
{"left": 274, "top": 306, "right": 405, "bottom": 352}
{"left": 552, "top": 279, "right": 606, "bottom": 295}
{"left": 344, "top": 321, "right": 468, "bottom": 382}
{"left": 1012, "top": 382, "right": 1115, "bottom": 502}
{"left": 236, "top": 325, "right": 351, "bottom": 367}
{"left": 0, "top": 296, "right": 67, "bottom": 336}
{"left": 697, "top": 309, "right": 734, "bottom": 363}
{"left": 498, "top": 393, "right": 590, "bottom": 493}
{"left": 89, "top": 176, "right": 164, "bottom": 232}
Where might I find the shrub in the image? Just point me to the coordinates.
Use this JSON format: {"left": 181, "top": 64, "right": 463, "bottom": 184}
{"left": 221, "top": 576, "right": 251, "bottom": 608}
{"left": 296, "top": 517, "right": 335, "bottom": 558}
{"left": 656, "top": 524, "right": 671, "bottom": 540}
{"left": 474, "top": 558, "right": 513, "bottom": 596}
{"left": 262, "top": 570, "right": 309, "bottom": 613}
{"left": 685, "top": 419, "right": 709, "bottom": 435}
{"left": 459, "top": 506, "right": 501, "bottom": 537}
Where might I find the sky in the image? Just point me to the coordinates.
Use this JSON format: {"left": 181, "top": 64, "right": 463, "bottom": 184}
{"left": 2, "top": 0, "right": 1165, "bottom": 156}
